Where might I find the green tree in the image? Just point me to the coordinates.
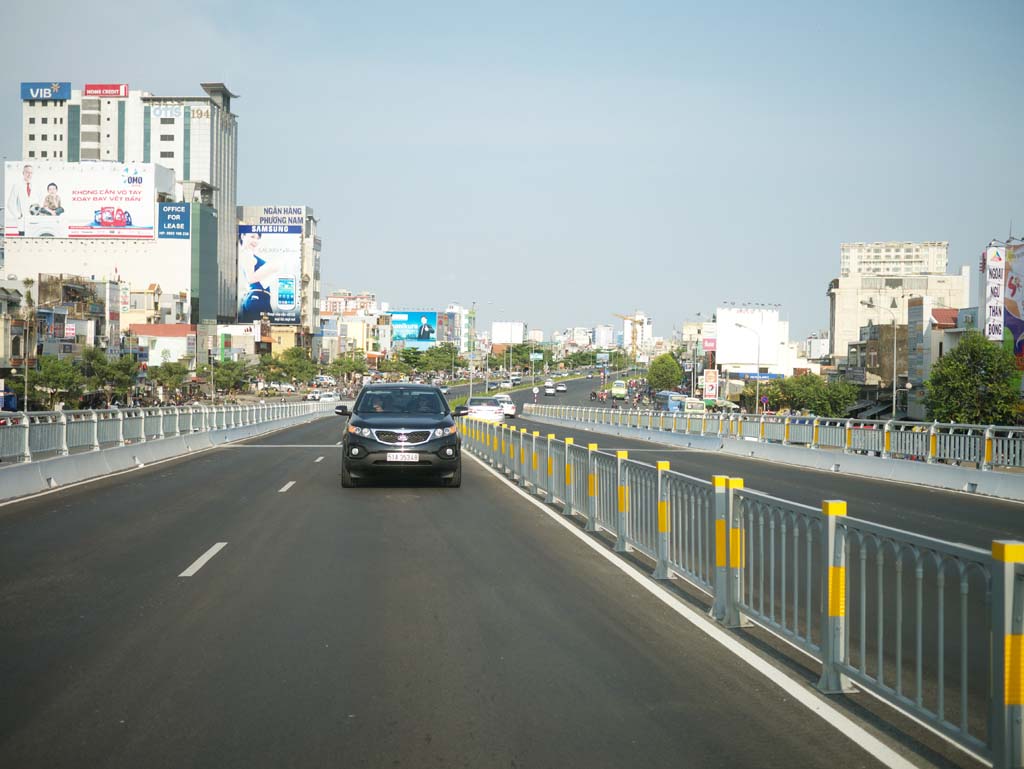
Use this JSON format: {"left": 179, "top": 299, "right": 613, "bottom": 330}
{"left": 398, "top": 347, "right": 422, "bottom": 370}
{"left": 647, "top": 353, "right": 683, "bottom": 392}
{"left": 328, "top": 354, "right": 368, "bottom": 382}
{"left": 924, "top": 330, "right": 1019, "bottom": 424}
{"left": 255, "top": 353, "right": 285, "bottom": 385}
{"left": 80, "top": 347, "right": 137, "bottom": 405}
{"left": 33, "top": 356, "right": 84, "bottom": 409}
{"left": 278, "top": 347, "right": 316, "bottom": 384}
{"left": 150, "top": 361, "right": 189, "bottom": 392}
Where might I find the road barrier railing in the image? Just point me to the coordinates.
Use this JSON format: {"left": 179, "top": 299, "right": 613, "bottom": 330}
{"left": 523, "top": 404, "right": 1024, "bottom": 472}
{"left": 0, "top": 401, "right": 335, "bottom": 463}
{"left": 460, "top": 415, "right": 1023, "bottom": 767}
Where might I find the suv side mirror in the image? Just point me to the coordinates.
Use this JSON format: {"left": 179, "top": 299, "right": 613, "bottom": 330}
{"left": 335, "top": 404, "right": 350, "bottom": 417}
{"left": 453, "top": 405, "right": 469, "bottom": 417}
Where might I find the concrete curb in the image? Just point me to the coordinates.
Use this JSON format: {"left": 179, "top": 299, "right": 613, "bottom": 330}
{"left": 525, "top": 413, "right": 1024, "bottom": 502}
{"left": 0, "top": 412, "right": 329, "bottom": 504}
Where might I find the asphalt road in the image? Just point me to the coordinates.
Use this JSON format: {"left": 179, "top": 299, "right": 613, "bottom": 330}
{"left": 507, "top": 377, "right": 1024, "bottom": 549}
{"left": 0, "top": 415, "right": 898, "bottom": 768}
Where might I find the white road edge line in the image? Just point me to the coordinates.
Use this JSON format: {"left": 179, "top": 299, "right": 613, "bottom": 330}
{"left": 315, "top": 456, "right": 325, "bottom": 463}
{"left": 278, "top": 481, "right": 296, "bottom": 493}
{"left": 179, "top": 542, "right": 228, "bottom": 577}
{"left": 464, "top": 451, "right": 921, "bottom": 769}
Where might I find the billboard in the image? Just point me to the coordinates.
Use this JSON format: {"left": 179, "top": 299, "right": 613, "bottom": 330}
{"left": 703, "top": 369, "right": 719, "bottom": 399}
{"left": 21, "top": 82, "right": 70, "bottom": 100}
{"left": 985, "top": 246, "right": 1005, "bottom": 342}
{"left": 237, "top": 223, "right": 302, "bottom": 324}
{"left": 1003, "top": 244, "right": 1024, "bottom": 370}
{"left": 390, "top": 311, "right": 438, "bottom": 350}
{"left": 83, "top": 83, "right": 129, "bottom": 97}
{"left": 715, "top": 307, "right": 781, "bottom": 367}
{"left": 4, "top": 161, "right": 155, "bottom": 239}
{"left": 157, "top": 203, "right": 190, "bottom": 239}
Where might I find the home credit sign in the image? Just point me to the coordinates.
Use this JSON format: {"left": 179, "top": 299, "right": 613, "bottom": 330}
{"left": 83, "top": 83, "right": 129, "bottom": 98}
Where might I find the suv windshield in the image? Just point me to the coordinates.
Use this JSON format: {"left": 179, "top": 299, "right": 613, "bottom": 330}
{"left": 356, "top": 388, "right": 447, "bottom": 415}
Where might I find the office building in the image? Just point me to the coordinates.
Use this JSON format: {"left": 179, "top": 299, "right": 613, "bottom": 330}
{"left": 840, "top": 241, "right": 948, "bottom": 278}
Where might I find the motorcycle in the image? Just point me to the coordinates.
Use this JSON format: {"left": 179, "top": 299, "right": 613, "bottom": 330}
{"left": 590, "top": 391, "right": 597, "bottom": 401}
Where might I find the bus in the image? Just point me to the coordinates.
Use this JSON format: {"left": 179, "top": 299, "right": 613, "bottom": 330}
{"left": 655, "top": 392, "right": 706, "bottom": 415}
{"left": 610, "top": 380, "right": 628, "bottom": 400}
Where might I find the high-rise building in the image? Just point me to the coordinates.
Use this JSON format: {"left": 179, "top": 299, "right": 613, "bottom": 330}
{"left": 491, "top": 321, "right": 526, "bottom": 345}
{"left": 19, "top": 80, "right": 239, "bottom": 318}
{"left": 839, "top": 241, "right": 947, "bottom": 278}
{"left": 592, "top": 324, "right": 614, "bottom": 349}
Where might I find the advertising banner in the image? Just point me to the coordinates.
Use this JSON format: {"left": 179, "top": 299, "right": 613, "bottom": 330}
{"left": 702, "top": 338, "right": 717, "bottom": 352}
{"left": 21, "top": 82, "right": 70, "bottom": 100}
{"left": 157, "top": 203, "right": 190, "bottom": 239}
{"left": 237, "top": 223, "right": 302, "bottom": 324}
{"left": 390, "top": 311, "right": 438, "bottom": 351}
{"left": 595, "top": 352, "right": 610, "bottom": 363}
{"left": 703, "top": 369, "right": 719, "bottom": 399}
{"left": 986, "top": 246, "right": 1006, "bottom": 342}
{"left": 4, "top": 161, "right": 155, "bottom": 239}
{"left": 1003, "top": 244, "right": 1024, "bottom": 370}
{"left": 83, "top": 83, "right": 129, "bottom": 98}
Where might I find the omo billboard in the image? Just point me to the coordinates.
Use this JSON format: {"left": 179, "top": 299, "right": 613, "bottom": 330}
{"left": 390, "top": 311, "right": 438, "bottom": 351}
{"left": 237, "top": 223, "right": 302, "bottom": 325}
{"left": 4, "top": 161, "right": 155, "bottom": 239}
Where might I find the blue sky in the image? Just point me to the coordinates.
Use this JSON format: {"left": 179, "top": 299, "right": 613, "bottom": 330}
{"left": 2, "top": 0, "right": 1021, "bottom": 339}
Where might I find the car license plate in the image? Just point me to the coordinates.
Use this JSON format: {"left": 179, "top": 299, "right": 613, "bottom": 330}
{"left": 386, "top": 452, "right": 419, "bottom": 462}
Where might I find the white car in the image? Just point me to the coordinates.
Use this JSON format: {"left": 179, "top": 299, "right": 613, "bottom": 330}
{"left": 318, "top": 391, "right": 339, "bottom": 402}
{"left": 544, "top": 385, "right": 556, "bottom": 396}
{"left": 466, "top": 397, "right": 505, "bottom": 422}
{"left": 305, "top": 391, "right": 321, "bottom": 401}
{"left": 269, "top": 382, "right": 296, "bottom": 393}
{"left": 555, "top": 383, "right": 567, "bottom": 392}
{"left": 494, "top": 393, "right": 517, "bottom": 419}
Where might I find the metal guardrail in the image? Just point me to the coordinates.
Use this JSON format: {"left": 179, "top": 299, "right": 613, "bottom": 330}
{"left": 0, "top": 402, "right": 336, "bottom": 463}
{"left": 459, "top": 416, "right": 1024, "bottom": 768}
{"left": 523, "top": 404, "right": 1024, "bottom": 472}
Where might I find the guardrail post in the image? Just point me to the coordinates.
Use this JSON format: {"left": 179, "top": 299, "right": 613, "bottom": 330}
{"left": 882, "top": 420, "right": 893, "bottom": 458}
{"left": 156, "top": 409, "right": 165, "bottom": 440}
{"left": 927, "top": 422, "right": 938, "bottom": 464}
{"left": 811, "top": 417, "right": 820, "bottom": 449}
{"left": 57, "top": 412, "right": 69, "bottom": 456}
{"left": 758, "top": 415, "right": 766, "bottom": 442}
{"left": 984, "top": 426, "right": 995, "bottom": 471}
{"left": 518, "top": 428, "right": 527, "bottom": 487}
{"left": 531, "top": 431, "right": 540, "bottom": 492}
{"left": 991, "top": 540, "right": 1024, "bottom": 769}
{"left": 653, "top": 461, "right": 671, "bottom": 579}
{"left": 89, "top": 411, "right": 100, "bottom": 451}
{"left": 614, "top": 451, "right": 629, "bottom": 552}
{"left": 17, "top": 412, "right": 31, "bottom": 463}
{"left": 585, "top": 443, "right": 599, "bottom": 532}
{"left": 115, "top": 409, "right": 125, "bottom": 446}
{"left": 546, "top": 433, "right": 556, "bottom": 502}
{"left": 818, "top": 500, "right": 853, "bottom": 694}
{"left": 710, "top": 476, "right": 730, "bottom": 621}
{"left": 563, "top": 438, "right": 575, "bottom": 516}
{"left": 782, "top": 416, "right": 790, "bottom": 446}
{"left": 843, "top": 418, "right": 853, "bottom": 454}
{"left": 725, "top": 477, "right": 748, "bottom": 627}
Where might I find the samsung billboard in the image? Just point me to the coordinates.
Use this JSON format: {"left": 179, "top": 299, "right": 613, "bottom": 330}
{"left": 237, "top": 223, "right": 302, "bottom": 325}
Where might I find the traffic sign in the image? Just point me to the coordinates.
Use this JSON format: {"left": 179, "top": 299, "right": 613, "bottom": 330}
{"left": 760, "top": 396, "right": 769, "bottom": 404}
{"left": 533, "top": 387, "right": 539, "bottom": 394}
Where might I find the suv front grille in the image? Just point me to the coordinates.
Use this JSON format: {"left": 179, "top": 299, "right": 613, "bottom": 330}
{"left": 373, "top": 430, "right": 432, "bottom": 445}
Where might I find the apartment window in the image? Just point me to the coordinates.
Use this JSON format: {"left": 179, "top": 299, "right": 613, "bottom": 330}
{"left": 41, "top": 151, "right": 47, "bottom": 157}
{"left": 160, "top": 151, "right": 174, "bottom": 158}
{"left": 160, "top": 134, "right": 174, "bottom": 141}
{"left": 58, "top": 117, "right": 63, "bottom": 124}
{"left": 41, "top": 117, "right": 48, "bottom": 124}
{"left": 58, "top": 151, "right": 63, "bottom": 158}
{"left": 41, "top": 134, "right": 47, "bottom": 141}
{"left": 28, "top": 151, "right": 35, "bottom": 158}
{"left": 28, "top": 134, "right": 35, "bottom": 140}
{"left": 28, "top": 117, "right": 35, "bottom": 124}
{"left": 28, "top": 100, "right": 36, "bottom": 107}
{"left": 160, "top": 117, "right": 175, "bottom": 125}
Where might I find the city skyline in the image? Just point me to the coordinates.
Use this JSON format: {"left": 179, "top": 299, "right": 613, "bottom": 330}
{"left": 1, "top": 1, "right": 1021, "bottom": 339}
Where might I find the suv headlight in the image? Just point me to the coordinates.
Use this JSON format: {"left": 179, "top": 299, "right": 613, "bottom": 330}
{"left": 433, "top": 426, "right": 457, "bottom": 437}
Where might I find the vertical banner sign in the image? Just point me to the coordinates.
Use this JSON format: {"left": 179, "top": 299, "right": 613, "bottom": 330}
{"left": 987, "top": 246, "right": 1006, "bottom": 341}
{"left": 703, "top": 368, "right": 719, "bottom": 399}
{"left": 1003, "top": 244, "right": 1024, "bottom": 370}
{"left": 157, "top": 203, "right": 190, "bottom": 239}
{"left": 237, "top": 209, "right": 303, "bottom": 325}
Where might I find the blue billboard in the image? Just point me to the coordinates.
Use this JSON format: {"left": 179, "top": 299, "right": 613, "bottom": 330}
{"left": 21, "top": 82, "right": 71, "bottom": 101}
{"left": 157, "top": 203, "right": 190, "bottom": 239}
{"left": 390, "top": 311, "right": 438, "bottom": 351}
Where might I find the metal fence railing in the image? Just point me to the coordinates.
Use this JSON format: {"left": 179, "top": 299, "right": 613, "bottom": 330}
{"left": 459, "top": 416, "right": 1024, "bottom": 768}
{"left": 0, "top": 401, "right": 336, "bottom": 463}
{"left": 523, "top": 404, "right": 1024, "bottom": 472}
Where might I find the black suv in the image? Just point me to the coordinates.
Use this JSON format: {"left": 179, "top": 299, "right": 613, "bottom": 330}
{"left": 336, "top": 383, "right": 468, "bottom": 488}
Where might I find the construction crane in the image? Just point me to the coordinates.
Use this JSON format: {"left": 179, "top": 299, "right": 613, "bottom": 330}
{"left": 612, "top": 312, "right": 640, "bottom": 364}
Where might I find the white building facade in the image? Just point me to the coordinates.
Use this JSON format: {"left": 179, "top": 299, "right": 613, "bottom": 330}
{"left": 840, "top": 241, "right": 948, "bottom": 278}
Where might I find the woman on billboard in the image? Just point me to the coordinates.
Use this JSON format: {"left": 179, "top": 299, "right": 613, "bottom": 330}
{"left": 238, "top": 230, "right": 278, "bottom": 321}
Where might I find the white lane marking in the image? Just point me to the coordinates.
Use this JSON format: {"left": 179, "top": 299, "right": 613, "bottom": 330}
{"left": 278, "top": 481, "right": 296, "bottom": 493}
{"left": 179, "top": 542, "right": 228, "bottom": 577}
{"left": 222, "top": 444, "right": 343, "bottom": 449}
{"left": 315, "top": 456, "right": 325, "bottom": 463}
{"left": 464, "top": 452, "right": 920, "bottom": 769}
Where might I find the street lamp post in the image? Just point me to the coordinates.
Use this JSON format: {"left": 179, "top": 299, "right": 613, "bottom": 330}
{"left": 860, "top": 299, "right": 898, "bottom": 420}
{"left": 735, "top": 323, "right": 762, "bottom": 414}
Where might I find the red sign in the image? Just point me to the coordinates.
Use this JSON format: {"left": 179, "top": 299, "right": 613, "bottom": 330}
{"left": 702, "top": 338, "right": 717, "bottom": 352}
{"left": 83, "top": 83, "right": 129, "bottom": 98}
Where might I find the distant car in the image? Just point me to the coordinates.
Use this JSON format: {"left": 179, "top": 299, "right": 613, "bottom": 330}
{"left": 544, "top": 385, "right": 556, "bottom": 396}
{"left": 494, "top": 393, "right": 517, "bottom": 419}
{"left": 544, "top": 380, "right": 555, "bottom": 388}
{"left": 466, "top": 396, "right": 505, "bottom": 422}
{"left": 267, "top": 382, "right": 296, "bottom": 393}
{"left": 555, "top": 383, "right": 567, "bottom": 393}
{"left": 305, "top": 391, "right": 321, "bottom": 401}
{"left": 500, "top": 380, "right": 513, "bottom": 389}
{"left": 486, "top": 381, "right": 499, "bottom": 391}
{"left": 439, "top": 386, "right": 449, "bottom": 395}
{"left": 318, "top": 391, "right": 339, "bottom": 402}
{"left": 336, "top": 383, "right": 467, "bottom": 488}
